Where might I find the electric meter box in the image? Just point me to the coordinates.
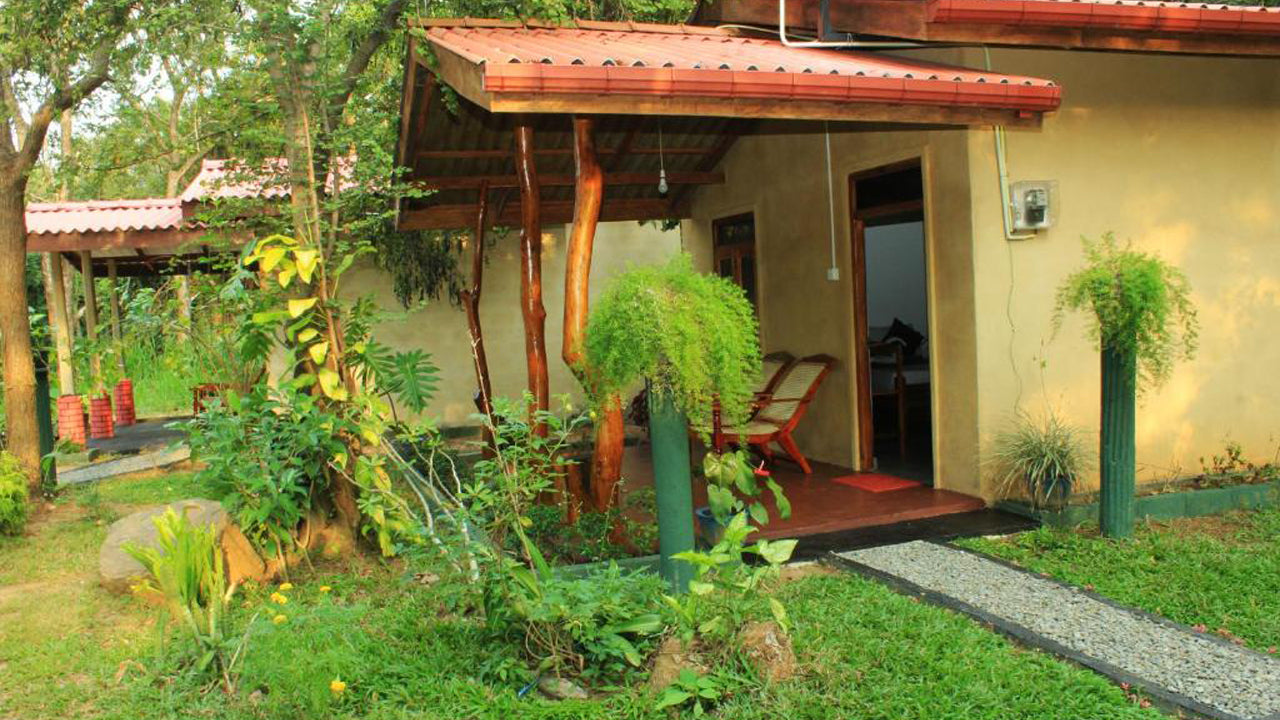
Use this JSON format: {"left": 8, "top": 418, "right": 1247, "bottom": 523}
{"left": 1010, "top": 180, "right": 1058, "bottom": 231}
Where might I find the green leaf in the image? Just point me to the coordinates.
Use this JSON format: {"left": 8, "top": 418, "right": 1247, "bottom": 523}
{"left": 689, "top": 580, "right": 715, "bottom": 596}
{"left": 294, "top": 249, "right": 319, "bottom": 284}
{"left": 757, "top": 538, "right": 797, "bottom": 566}
{"left": 765, "top": 477, "right": 792, "bottom": 520}
{"left": 317, "top": 367, "right": 344, "bottom": 399}
{"left": 748, "top": 501, "right": 768, "bottom": 526}
{"left": 308, "top": 341, "right": 329, "bottom": 365}
{"left": 288, "top": 298, "right": 318, "bottom": 318}
{"left": 296, "top": 328, "right": 320, "bottom": 343}
{"left": 768, "top": 597, "right": 790, "bottom": 633}
{"left": 655, "top": 689, "right": 692, "bottom": 710}
{"left": 259, "top": 246, "right": 287, "bottom": 272}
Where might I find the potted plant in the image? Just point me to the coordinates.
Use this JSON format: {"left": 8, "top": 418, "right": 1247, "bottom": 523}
{"left": 991, "top": 412, "right": 1091, "bottom": 512}
{"left": 1054, "top": 233, "right": 1198, "bottom": 537}
{"left": 697, "top": 449, "right": 791, "bottom": 547}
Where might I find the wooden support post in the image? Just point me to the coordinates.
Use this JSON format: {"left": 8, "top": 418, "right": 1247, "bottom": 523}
{"left": 45, "top": 253, "right": 75, "bottom": 392}
{"left": 514, "top": 121, "right": 549, "bottom": 436}
{"left": 459, "top": 181, "right": 494, "bottom": 423}
{"left": 78, "top": 250, "right": 101, "bottom": 382}
{"left": 563, "top": 116, "right": 626, "bottom": 511}
{"left": 107, "top": 260, "right": 125, "bottom": 376}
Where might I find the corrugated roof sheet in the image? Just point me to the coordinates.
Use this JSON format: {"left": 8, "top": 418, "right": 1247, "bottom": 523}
{"left": 25, "top": 198, "right": 186, "bottom": 236}
{"left": 423, "top": 23, "right": 1061, "bottom": 111}
{"left": 179, "top": 159, "right": 292, "bottom": 201}
{"left": 928, "top": 0, "right": 1280, "bottom": 34}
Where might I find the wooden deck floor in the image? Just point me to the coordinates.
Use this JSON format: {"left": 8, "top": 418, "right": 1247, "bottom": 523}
{"left": 620, "top": 446, "right": 985, "bottom": 540}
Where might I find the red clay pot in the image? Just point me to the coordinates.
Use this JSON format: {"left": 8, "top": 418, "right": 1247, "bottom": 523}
{"left": 57, "top": 394, "right": 87, "bottom": 446}
{"left": 113, "top": 379, "right": 136, "bottom": 427}
{"left": 88, "top": 394, "right": 115, "bottom": 440}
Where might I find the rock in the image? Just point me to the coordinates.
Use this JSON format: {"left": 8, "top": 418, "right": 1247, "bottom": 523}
{"left": 99, "top": 499, "right": 268, "bottom": 594}
{"left": 648, "top": 636, "right": 708, "bottom": 691}
{"left": 738, "top": 621, "right": 796, "bottom": 683}
{"left": 537, "top": 676, "right": 590, "bottom": 701}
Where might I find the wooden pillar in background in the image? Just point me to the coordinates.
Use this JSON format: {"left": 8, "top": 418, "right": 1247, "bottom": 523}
{"left": 107, "top": 260, "right": 125, "bottom": 376}
{"left": 514, "top": 120, "right": 549, "bottom": 436}
{"left": 78, "top": 251, "right": 101, "bottom": 383}
{"left": 459, "top": 180, "right": 494, "bottom": 423}
{"left": 563, "top": 116, "right": 626, "bottom": 511}
{"left": 44, "top": 254, "right": 75, "bottom": 392}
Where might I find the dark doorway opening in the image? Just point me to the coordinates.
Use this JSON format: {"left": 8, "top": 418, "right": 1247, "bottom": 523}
{"left": 849, "top": 160, "right": 934, "bottom": 485}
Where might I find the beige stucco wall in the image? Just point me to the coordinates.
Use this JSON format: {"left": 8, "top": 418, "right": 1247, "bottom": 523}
{"left": 967, "top": 47, "right": 1280, "bottom": 496}
{"left": 344, "top": 221, "right": 681, "bottom": 424}
{"left": 684, "top": 46, "right": 1280, "bottom": 500}
{"left": 682, "top": 47, "right": 984, "bottom": 493}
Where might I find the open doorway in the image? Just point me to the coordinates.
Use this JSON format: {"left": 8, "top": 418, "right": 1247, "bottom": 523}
{"left": 850, "top": 160, "right": 935, "bottom": 485}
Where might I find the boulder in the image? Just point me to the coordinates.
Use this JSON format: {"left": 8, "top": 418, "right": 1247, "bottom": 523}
{"left": 99, "top": 498, "right": 267, "bottom": 594}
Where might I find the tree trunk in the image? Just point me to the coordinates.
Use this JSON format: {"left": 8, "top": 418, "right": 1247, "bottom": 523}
{"left": 514, "top": 122, "right": 549, "bottom": 436}
{"left": 0, "top": 177, "right": 43, "bottom": 488}
{"left": 62, "top": 257, "right": 78, "bottom": 340}
{"left": 78, "top": 250, "right": 101, "bottom": 382}
{"left": 43, "top": 253, "right": 75, "bottom": 392}
{"left": 459, "top": 181, "right": 494, "bottom": 422}
{"left": 175, "top": 274, "right": 191, "bottom": 343}
{"left": 562, "top": 117, "right": 625, "bottom": 510}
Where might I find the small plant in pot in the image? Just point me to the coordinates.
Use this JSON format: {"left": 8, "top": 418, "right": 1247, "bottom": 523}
{"left": 697, "top": 449, "right": 791, "bottom": 547}
{"left": 990, "top": 411, "right": 1091, "bottom": 511}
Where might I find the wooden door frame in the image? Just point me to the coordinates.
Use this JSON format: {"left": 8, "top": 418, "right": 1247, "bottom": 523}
{"left": 848, "top": 158, "right": 924, "bottom": 471}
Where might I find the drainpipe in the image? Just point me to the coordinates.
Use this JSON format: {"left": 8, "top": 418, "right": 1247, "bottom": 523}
{"left": 984, "top": 47, "right": 1036, "bottom": 241}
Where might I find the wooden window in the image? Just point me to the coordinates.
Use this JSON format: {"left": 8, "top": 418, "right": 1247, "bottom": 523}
{"left": 712, "top": 212, "right": 758, "bottom": 309}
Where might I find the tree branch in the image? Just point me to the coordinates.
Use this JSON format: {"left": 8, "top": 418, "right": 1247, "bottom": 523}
{"left": 324, "top": 0, "right": 406, "bottom": 133}
{"left": 17, "top": 40, "right": 114, "bottom": 172}
{"left": 0, "top": 69, "right": 28, "bottom": 154}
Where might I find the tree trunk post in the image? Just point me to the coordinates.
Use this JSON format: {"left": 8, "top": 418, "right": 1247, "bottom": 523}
{"left": 562, "top": 116, "right": 627, "bottom": 511}
{"left": 1099, "top": 343, "right": 1137, "bottom": 538}
{"left": 514, "top": 121, "right": 549, "bottom": 435}
{"left": 78, "top": 250, "right": 101, "bottom": 382}
{"left": 175, "top": 274, "right": 192, "bottom": 343}
{"left": 45, "top": 253, "right": 75, "bottom": 392}
{"left": 107, "top": 259, "right": 125, "bottom": 376}
{"left": 460, "top": 180, "right": 494, "bottom": 420}
{"left": 0, "top": 180, "right": 42, "bottom": 487}
{"left": 649, "top": 385, "right": 695, "bottom": 594}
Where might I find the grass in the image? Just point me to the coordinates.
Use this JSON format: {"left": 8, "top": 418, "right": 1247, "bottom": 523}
{"left": 0, "top": 470, "right": 1167, "bottom": 720}
{"left": 958, "top": 509, "right": 1280, "bottom": 652}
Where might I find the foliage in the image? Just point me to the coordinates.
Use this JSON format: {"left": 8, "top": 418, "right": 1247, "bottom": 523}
{"left": 0, "top": 450, "right": 29, "bottom": 535}
{"left": 1054, "top": 233, "right": 1199, "bottom": 389}
{"left": 664, "top": 513, "right": 796, "bottom": 651}
{"left": 371, "top": 229, "right": 467, "bottom": 308}
{"left": 702, "top": 449, "right": 791, "bottom": 526}
{"left": 960, "top": 507, "right": 1280, "bottom": 651}
{"left": 2, "top": 467, "right": 1172, "bottom": 720}
{"left": 655, "top": 667, "right": 729, "bottom": 716}
{"left": 123, "top": 508, "right": 247, "bottom": 691}
{"left": 1196, "top": 441, "right": 1279, "bottom": 489}
{"left": 584, "top": 254, "right": 762, "bottom": 427}
{"left": 990, "top": 411, "right": 1092, "bottom": 509}
{"left": 186, "top": 385, "right": 345, "bottom": 555}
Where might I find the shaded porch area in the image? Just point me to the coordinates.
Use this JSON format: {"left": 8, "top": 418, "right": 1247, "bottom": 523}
{"left": 621, "top": 444, "right": 984, "bottom": 541}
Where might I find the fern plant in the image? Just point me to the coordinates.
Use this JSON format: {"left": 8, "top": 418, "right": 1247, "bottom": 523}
{"left": 1054, "top": 233, "right": 1199, "bottom": 390}
{"left": 583, "top": 254, "right": 761, "bottom": 426}
{"left": 125, "top": 508, "right": 245, "bottom": 691}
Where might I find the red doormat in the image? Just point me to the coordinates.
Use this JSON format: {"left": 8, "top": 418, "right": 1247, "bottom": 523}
{"left": 833, "top": 474, "right": 922, "bottom": 493}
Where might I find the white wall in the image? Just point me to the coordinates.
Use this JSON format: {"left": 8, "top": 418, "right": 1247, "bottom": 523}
{"left": 865, "top": 220, "right": 929, "bottom": 337}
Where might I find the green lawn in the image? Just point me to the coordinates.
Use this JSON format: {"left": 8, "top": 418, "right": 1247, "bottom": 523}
{"left": 1, "top": 472, "right": 1163, "bottom": 720}
{"left": 959, "top": 510, "right": 1280, "bottom": 652}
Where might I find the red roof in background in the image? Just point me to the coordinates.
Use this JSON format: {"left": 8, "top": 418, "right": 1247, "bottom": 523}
{"left": 928, "top": 0, "right": 1280, "bottom": 34}
{"left": 179, "top": 158, "right": 291, "bottom": 201}
{"left": 423, "top": 22, "right": 1061, "bottom": 112}
{"left": 25, "top": 198, "right": 186, "bottom": 236}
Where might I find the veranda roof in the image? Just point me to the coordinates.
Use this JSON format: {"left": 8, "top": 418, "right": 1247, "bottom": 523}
{"left": 397, "top": 19, "right": 1062, "bottom": 230}
{"left": 694, "top": 0, "right": 1280, "bottom": 57}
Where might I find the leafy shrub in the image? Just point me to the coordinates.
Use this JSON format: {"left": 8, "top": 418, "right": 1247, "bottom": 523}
{"left": 186, "top": 386, "right": 346, "bottom": 554}
{"left": 703, "top": 449, "right": 790, "bottom": 526}
{"left": 990, "top": 412, "right": 1092, "bottom": 509}
{"left": 1055, "top": 233, "right": 1198, "bottom": 389}
{"left": 0, "top": 451, "right": 29, "bottom": 536}
{"left": 125, "top": 508, "right": 242, "bottom": 690}
{"left": 584, "top": 254, "right": 761, "bottom": 426}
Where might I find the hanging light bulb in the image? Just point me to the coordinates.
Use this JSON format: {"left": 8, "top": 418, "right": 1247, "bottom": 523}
{"left": 657, "top": 121, "right": 669, "bottom": 197}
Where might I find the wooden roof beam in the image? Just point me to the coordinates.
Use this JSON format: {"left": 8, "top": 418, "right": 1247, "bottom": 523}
{"left": 400, "top": 198, "right": 680, "bottom": 231}
{"left": 415, "top": 170, "right": 723, "bottom": 191}
{"left": 415, "top": 146, "right": 709, "bottom": 161}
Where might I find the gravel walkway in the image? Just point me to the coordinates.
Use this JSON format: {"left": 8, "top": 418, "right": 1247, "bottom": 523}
{"left": 57, "top": 446, "right": 191, "bottom": 486}
{"left": 837, "top": 541, "right": 1280, "bottom": 720}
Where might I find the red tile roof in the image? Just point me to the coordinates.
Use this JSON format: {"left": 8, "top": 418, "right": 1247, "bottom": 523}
{"left": 25, "top": 198, "right": 186, "bottom": 236}
{"left": 179, "top": 159, "right": 292, "bottom": 201}
{"left": 928, "top": 0, "right": 1280, "bottom": 35}
{"left": 422, "top": 22, "right": 1061, "bottom": 112}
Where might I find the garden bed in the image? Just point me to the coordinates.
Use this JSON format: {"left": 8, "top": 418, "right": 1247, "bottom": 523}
{"left": 998, "top": 479, "right": 1280, "bottom": 528}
